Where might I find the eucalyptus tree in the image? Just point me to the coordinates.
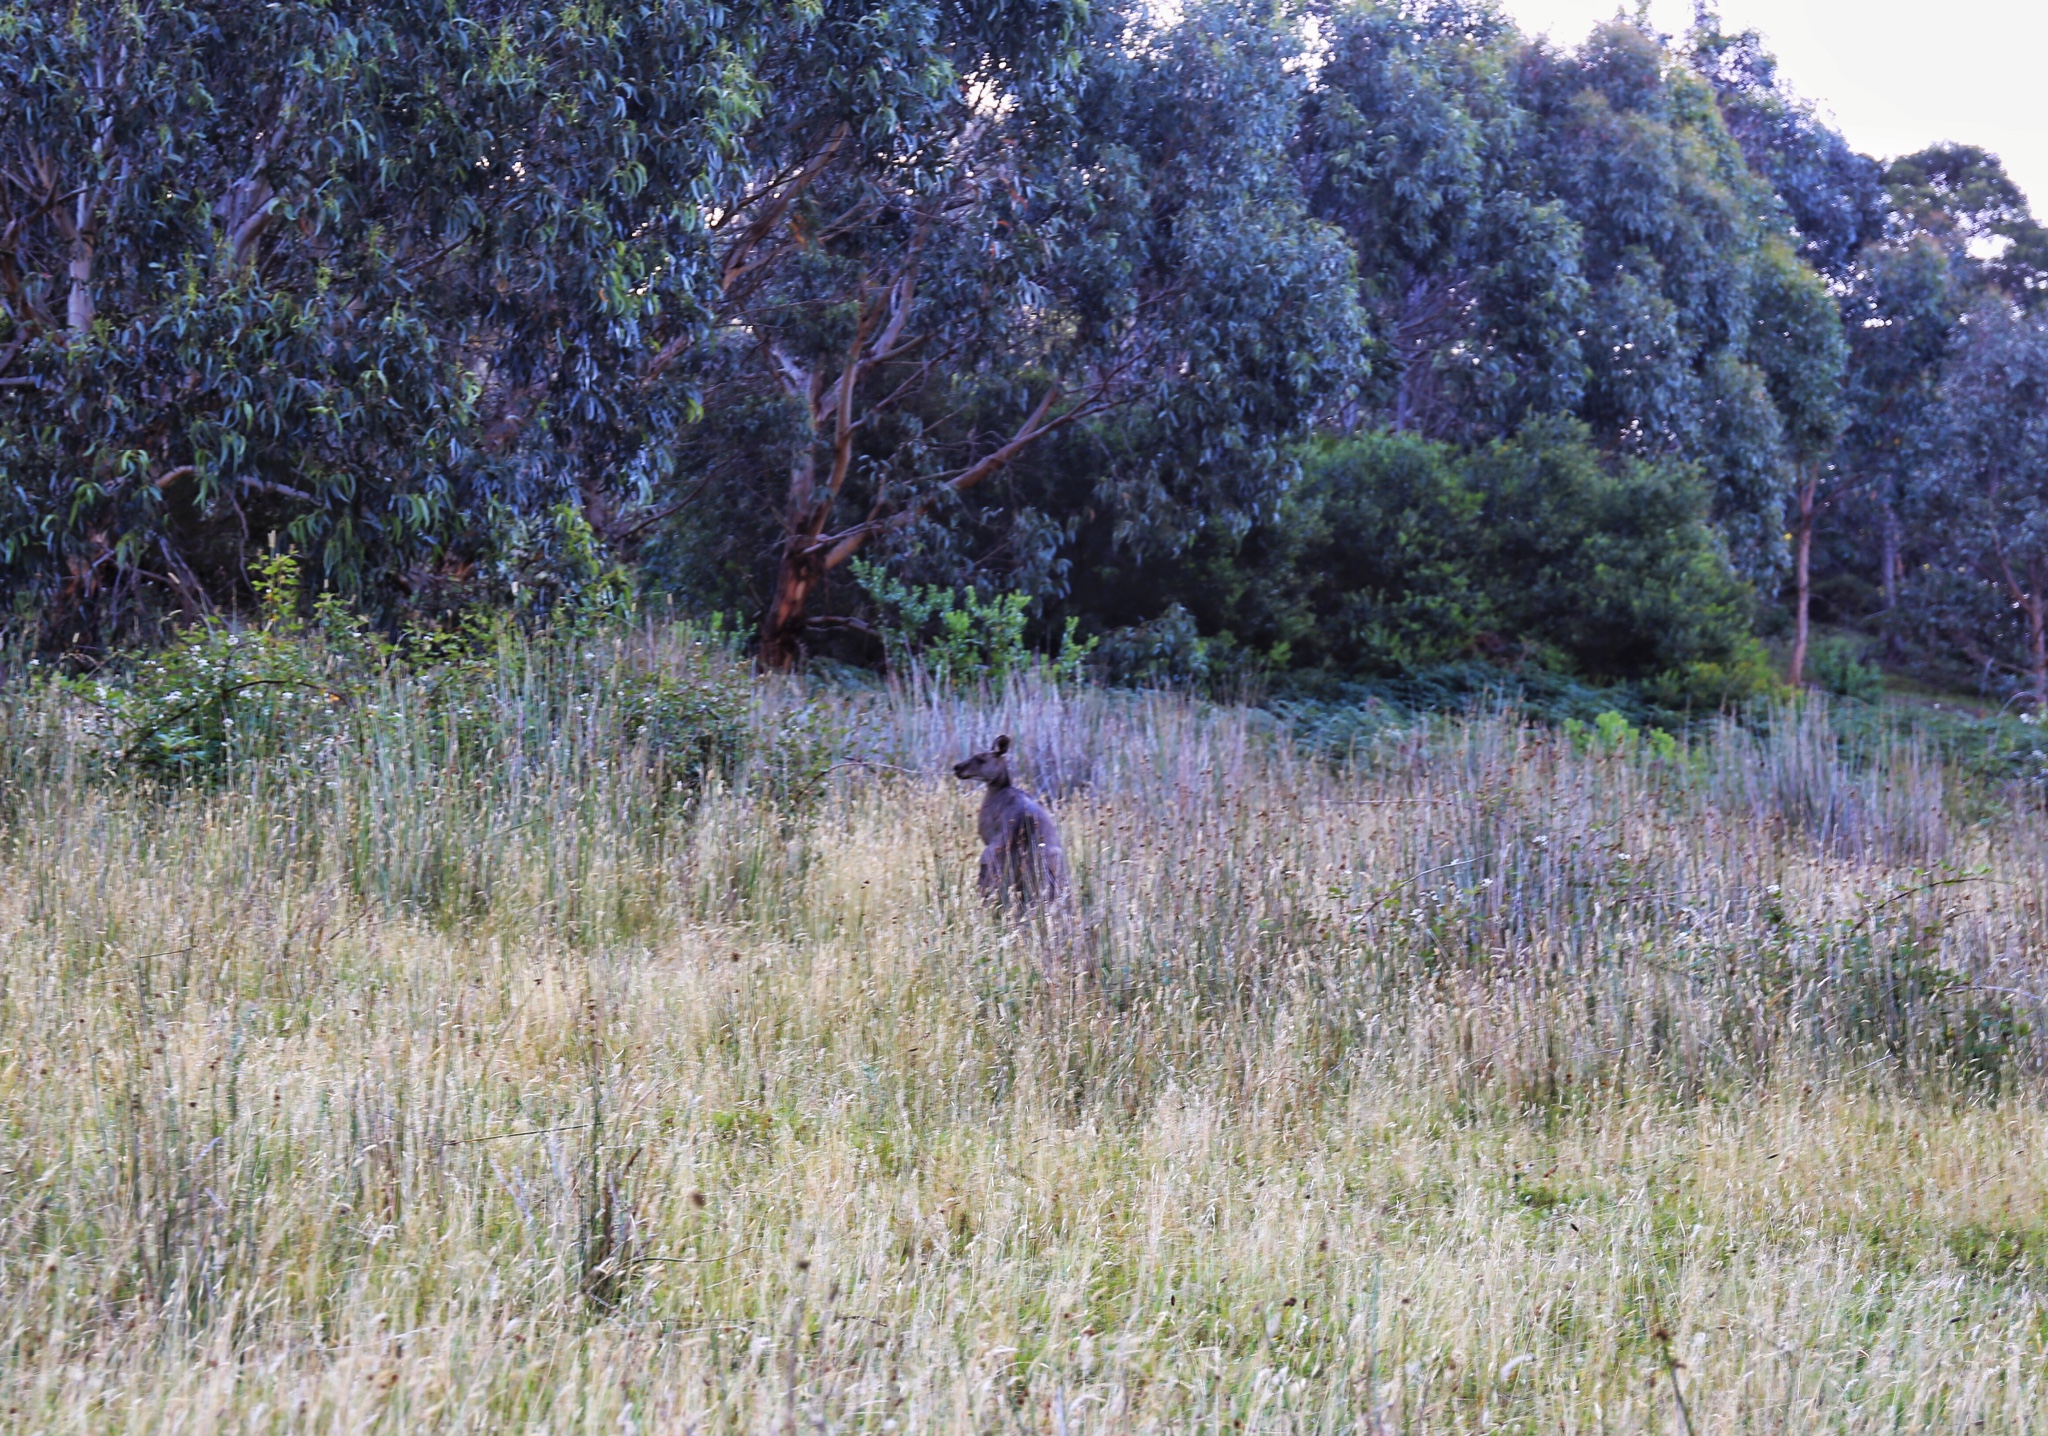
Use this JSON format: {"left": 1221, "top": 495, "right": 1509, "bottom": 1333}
{"left": 0, "top": 0, "right": 792, "bottom": 645}
{"left": 672, "top": 0, "right": 1364, "bottom": 666}
{"left": 1517, "top": 19, "right": 1845, "bottom": 583}
{"left": 1690, "top": 10, "right": 1862, "bottom": 682}
{"left": 1296, "top": 1, "right": 1584, "bottom": 441}
{"left": 1804, "top": 146, "right": 2044, "bottom": 653}
{"left": 0, "top": 0, "right": 1090, "bottom": 651}
{"left": 1057, "top": 6, "right": 1851, "bottom": 688}
{"left": 1885, "top": 145, "right": 2048, "bottom": 307}
{"left": 1908, "top": 301, "right": 2048, "bottom": 707}
{"left": 1835, "top": 237, "right": 1959, "bottom": 616}
{"left": 1684, "top": 10, "right": 1885, "bottom": 281}
{"left": 1752, "top": 237, "right": 1846, "bottom": 685}
{"left": 1299, "top": 8, "right": 1852, "bottom": 583}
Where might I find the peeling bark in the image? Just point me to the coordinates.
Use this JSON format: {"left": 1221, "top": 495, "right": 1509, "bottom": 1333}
{"left": 66, "top": 225, "right": 94, "bottom": 336}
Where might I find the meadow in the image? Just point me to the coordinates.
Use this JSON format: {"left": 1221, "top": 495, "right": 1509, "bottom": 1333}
{"left": 1, "top": 625, "right": 2045, "bottom": 1432}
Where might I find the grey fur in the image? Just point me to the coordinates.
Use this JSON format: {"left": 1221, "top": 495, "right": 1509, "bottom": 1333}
{"left": 953, "top": 734, "right": 1066, "bottom": 906}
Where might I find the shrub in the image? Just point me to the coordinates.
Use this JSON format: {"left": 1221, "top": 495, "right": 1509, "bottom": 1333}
{"left": 618, "top": 653, "right": 752, "bottom": 794}
{"left": 440, "top": 502, "right": 637, "bottom": 636}
{"left": 71, "top": 549, "right": 359, "bottom": 781}
{"left": 1099, "top": 421, "right": 1769, "bottom": 703}
{"left": 852, "top": 561, "right": 1094, "bottom": 690}
{"left": 1645, "top": 635, "right": 1783, "bottom": 711}
{"left": 70, "top": 550, "right": 768, "bottom": 803}
{"left": 1091, "top": 604, "right": 1217, "bottom": 688}
{"left": 1806, "top": 634, "right": 1885, "bottom": 702}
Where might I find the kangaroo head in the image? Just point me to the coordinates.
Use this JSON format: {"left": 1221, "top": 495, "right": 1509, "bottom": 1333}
{"left": 952, "top": 734, "right": 1013, "bottom": 786}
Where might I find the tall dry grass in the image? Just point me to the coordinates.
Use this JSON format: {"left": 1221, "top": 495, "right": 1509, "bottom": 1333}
{"left": 1, "top": 628, "right": 2045, "bottom": 1432}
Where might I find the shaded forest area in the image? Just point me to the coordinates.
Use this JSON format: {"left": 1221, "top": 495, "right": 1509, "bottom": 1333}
{"left": 3, "top": 0, "right": 2045, "bottom": 710}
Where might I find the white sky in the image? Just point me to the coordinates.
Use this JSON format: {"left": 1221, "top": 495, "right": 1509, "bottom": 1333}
{"left": 1498, "top": 1, "right": 2048, "bottom": 216}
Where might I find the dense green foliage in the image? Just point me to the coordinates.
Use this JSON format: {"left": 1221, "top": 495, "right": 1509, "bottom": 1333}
{"left": 1294, "top": 424, "right": 1764, "bottom": 698}
{"left": 851, "top": 558, "right": 1094, "bottom": 690}
{"left": 1061, "top": 422, "right": 1764, "bottom": 703}
{"left": 1900, "top": 300, "right": 2048, "bottom": 705}
{"left": 1286, "top": 10, "right": 1846, "bottom": 577}
{"left": 2, "top": 0, "right": 2043, "bottom": 709}
{"left": 0, "top": 0, "right": 786, "bottom": 637}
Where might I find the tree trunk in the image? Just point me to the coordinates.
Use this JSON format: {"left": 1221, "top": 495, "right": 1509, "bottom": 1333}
{"left": 67, "top": 227, "right": 94, "bottom": 337}
{"left": 2028, "top": 589, "right": 2047, "bottom": 715}
{"left": 758, "top": 435, "right": 827, "bottom": 671}
{"left": 751, "top": 384, "right": 1068, "bottom": 671}
{"left": 1788, "top": 467, "right": 1816, "bottom": 688}
{"left": 1879, "top": 498, "right": 1904, "bottom": 660}
{"left": 759, "top": 538, "right": 822, "bottom": 672}
{"left": 1879, "top": 501, "right": 1901, "bottom": 612}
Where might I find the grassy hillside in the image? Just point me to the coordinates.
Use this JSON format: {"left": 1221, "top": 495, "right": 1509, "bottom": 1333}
{"left": 1, "top": 630, "right": 2045, "bottom": 1431}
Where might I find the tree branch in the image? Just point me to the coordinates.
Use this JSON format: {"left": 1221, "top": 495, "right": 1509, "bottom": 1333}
{"left": 643, "top": 123, "right": 858, "bottom": 386}
{"left": 242, "top": 477, "right": 319, "bottom": 505}
{"left": 610, "top": 468, "right": 723, "bottom": 543}
{"left": 813, "top": 383, "right": 1087, "bottom": 571}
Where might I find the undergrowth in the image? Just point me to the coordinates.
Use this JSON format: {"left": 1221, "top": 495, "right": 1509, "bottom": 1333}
{"left": 0, "top": 626, "right": 2045, "bottom": 1431}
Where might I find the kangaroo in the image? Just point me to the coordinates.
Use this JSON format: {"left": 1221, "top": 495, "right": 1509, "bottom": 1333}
{"left": 953, "top": 734, "right": 1066, "bottom": 906}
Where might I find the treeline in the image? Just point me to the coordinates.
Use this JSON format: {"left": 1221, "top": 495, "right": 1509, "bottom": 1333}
{"left": 2, "top": 1, "right": 2044, "bottom": 707}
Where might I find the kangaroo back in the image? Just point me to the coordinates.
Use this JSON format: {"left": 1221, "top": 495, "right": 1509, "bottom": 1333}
{"left": 979, "top": 787, "right": 1066, "bottom": 906}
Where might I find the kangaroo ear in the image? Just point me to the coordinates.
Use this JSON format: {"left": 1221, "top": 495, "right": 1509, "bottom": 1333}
{"left": 994, "top": 734, "right": 1011, "bottom": 754}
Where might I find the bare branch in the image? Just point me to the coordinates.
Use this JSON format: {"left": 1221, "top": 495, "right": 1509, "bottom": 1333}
{"left": 766, "top": 344, "right": 813, "bottom": 402}
{"left": 822, "top": 291, "right": 883, "bottom": 500}
{"left": 716, "top": 122, "right": 850, "bottom": 298}
{"left": 242, "top": 476, "right": 319, "bottom": 505}
{"left": 610, "top": 469, "right": 722, "bottom": 544}
{"left": 814, "top": 383, "right": 1072, "bottom": 571}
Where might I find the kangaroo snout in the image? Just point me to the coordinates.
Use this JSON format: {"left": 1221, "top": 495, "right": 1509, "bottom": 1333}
{"left": 954, "top": 733, "right": 1011, "bottom": 784}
